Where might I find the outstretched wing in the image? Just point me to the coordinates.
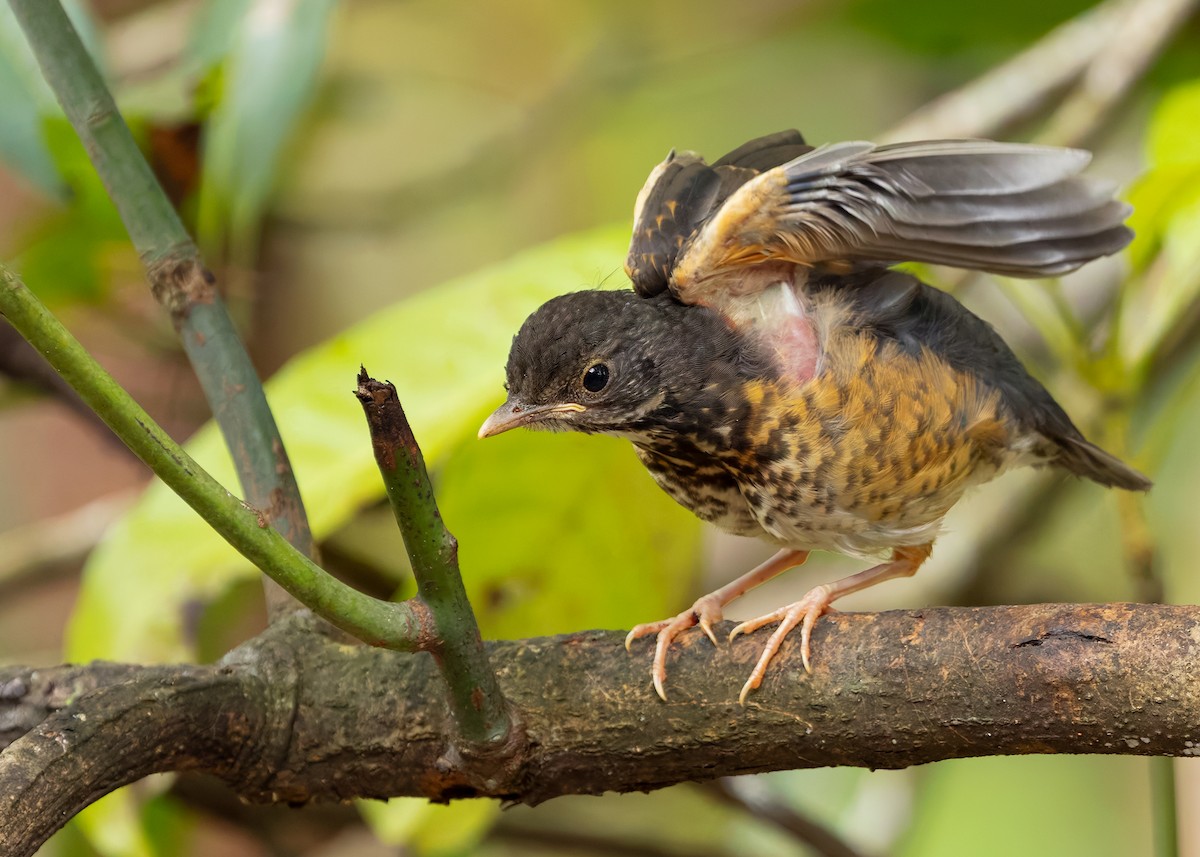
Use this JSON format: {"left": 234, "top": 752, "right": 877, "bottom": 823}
{"left": 631, "top": 138, "right": 1133, "bottom": 308}
{"left": 625, "top": 130, "right": 812, "bottom": 297}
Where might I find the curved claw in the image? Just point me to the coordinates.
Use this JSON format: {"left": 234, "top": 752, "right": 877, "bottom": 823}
{"left": 738, "top": 675, "right": 757, "bottom": 707}
{"left": 728, "top": 605, "right": 788, "bottom": 644}
{"left": 625, "top": 618, "right": 670, "bottom": 652}
{"left": 800, "top": 607, "right": 823, "bottom": 674}
{"left": 626, "top": 548, "right": 812, "bottom": 702}
{"left": 733, "top": 547, "right": 928, "bottom": 703}
{"left": 729, "top": 586, "right": 836, "bottom": 705}
{"left": 625, "top": 627, "right": 646, "bottom": 653}
{"left": 625, "top": 596, "right": 727, "bottom": 699}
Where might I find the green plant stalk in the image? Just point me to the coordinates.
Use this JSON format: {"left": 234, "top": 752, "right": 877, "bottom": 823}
{"left": 0, "top": 265, "right": 423, "bottom": 650}
{"left": 356, "top": 375, "right": 512, "bottom": 745}
{"left": 7, "top": 0, "right": 314, "bottom": 608}
{"left": 1152, "top": 757, "right": 1179, "bottom": 857}
{"left": 1098, "top": 401, "right": 1174, "bottom": 857}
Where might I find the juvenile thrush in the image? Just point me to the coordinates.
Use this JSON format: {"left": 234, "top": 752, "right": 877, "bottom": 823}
{"left": 479, "top": 130, "right": 1150, "bottom": 703}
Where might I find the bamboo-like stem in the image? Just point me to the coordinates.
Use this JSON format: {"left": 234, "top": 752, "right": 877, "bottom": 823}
{"left": 7, "top": 0, "right": 312, "bottom": 616}
{"left": 1101, "top": 407, "right": 1175, "bottom": 857}
{"left": 355, "top": 373, "right": 513, "bottom": 745}
{"left": 880, "top": 0, "right": 1137, "bottom": 142}
{"left": 1152, "top": 756, "right": 1180, "bottom": 857}
{"left": 1038, "top": 0, "right": 1200, "bottom": 147}
{"left": 706, "top": 779, "right": 867, "bottom": 857}
{"left": 0, "top": 266, "right": 425, "bottom": 650}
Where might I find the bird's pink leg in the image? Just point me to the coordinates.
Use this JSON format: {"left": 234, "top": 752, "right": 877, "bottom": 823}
{"left": 625, "top": 548, "right": 809, "bottom": 700}
{"left": 729, "top": 544, "right": 933, "bottom": 704}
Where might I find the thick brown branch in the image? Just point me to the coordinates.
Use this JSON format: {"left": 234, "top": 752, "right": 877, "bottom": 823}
{"left": 0, "top": 662, "right": 148, "bottom": 750}
{"left": 0, "top": 662, "right": 276, "bottom": 856}
{"left": 3, "top": 603, "right": 1199, "bottom": 856}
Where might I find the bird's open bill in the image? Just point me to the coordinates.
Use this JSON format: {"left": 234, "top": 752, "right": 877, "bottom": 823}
{"left": 478, "top": 399, "right": 585, "bottom": 438}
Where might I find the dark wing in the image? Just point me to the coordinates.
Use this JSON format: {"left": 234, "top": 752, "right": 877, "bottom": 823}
{"left": 663, "top": 139, "right": 1132, "bottom": 308}
{"left": 843, "top": 269, "right": 1150, "bottom": 491}
{"left": 625, "top": 130, "right": 812, "bottom": 297}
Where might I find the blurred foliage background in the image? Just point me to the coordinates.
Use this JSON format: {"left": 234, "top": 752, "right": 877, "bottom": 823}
{"left": 2, "top": 0, "right": 1200, "bottom": 855}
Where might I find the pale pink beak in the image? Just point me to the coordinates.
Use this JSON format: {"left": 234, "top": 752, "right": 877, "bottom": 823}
{"left": 477, "top": 399, "right": 585, "bottom": 438}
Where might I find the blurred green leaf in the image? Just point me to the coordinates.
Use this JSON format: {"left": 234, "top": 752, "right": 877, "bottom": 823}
{"left": 195, "top": 0, "right": 338, "bottom": 258}
{"left": 440, "top": 428, "right": 700, "bottom": 638}
{"left": 359, "top": 798, "right": 498, "bottom": 855}
{"left": 1148, "top": 78, "right": 1200, "bottom": 166}
{"left": 13, "top": 119, "right": 134, "bottom": 305}
{"left": 66, "top": 225, "right": 637, "bottom": 664}
{"left": 899, "top": 756, "right": 1149, "bottom": 856}
{"left": 77, "top": 789, "right": 196, "bottom": 857}
{"left": 184, "top": 0, "right": 250, "bottom": 74}
{"left": 1120, "top": 78, "right": 1200, "bottom": 370}
{"left": 0, "top": 5, "right": 62, "bottom": 194}
{"left": 1128, "top": 79, "right": 1200, "bottom": 249}
{"left": 76, "top": 791, "right": 155, "bottom": 857}
{"left": 847, "top": 0, "right": 1093, "bottom": 58}
{"left": 1126, "top": 78, "right": 1200, "bottom": 272}
{"left": 994, "top": 277, "right": 1082, "bottom": 370}
{"left": 1123, "top": 197, "right": 1200, "bottom": 374}
{"left": 1125, "top": 164, "right": 1200, "bottom": 272}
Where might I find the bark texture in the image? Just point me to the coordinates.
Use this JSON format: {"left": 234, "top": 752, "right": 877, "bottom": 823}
{"left": 2, "top": 603, "right": 1199, "bottom": 855}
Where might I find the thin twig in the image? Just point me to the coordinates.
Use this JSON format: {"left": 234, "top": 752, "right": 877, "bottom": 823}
{"left": 0, "top": 265, "right": 426, "bottom": 651}
{"left": 0, "top": 492, "right": 133, "bottom": 598}
{"left": 881, "top": 0, "right": 1139, "bottom": 142}
{"left": 0, "top": 319, "right": 135, "bottom": 454}
{"left": 1039, "top": 0, "right": 1200, "bottom": 147}
{"left": 7, "top": 0, "right": 313, "bottom": 617}
{"left": 491, "top": 824, "right": 738, "bottom": 857}
{"left": 1100, "top": 403, "right": 1176, "bottom": 857}
{"left": 1152, "top": 757, "right": 1180, "bottom": 857}
{"left": 706, "top": 778, "right": 869, "bottom": 857}
{"left": 355, "top": 371, "right": 512, "bottom": 746}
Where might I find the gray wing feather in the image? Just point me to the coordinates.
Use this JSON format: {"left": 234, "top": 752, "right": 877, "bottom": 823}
{"left": 776, "top": 140, "right": 1132, "bottom": 277}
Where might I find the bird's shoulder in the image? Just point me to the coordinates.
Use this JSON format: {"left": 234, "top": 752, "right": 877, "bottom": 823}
{"left": 626, "top": 130, "right": 812, "bottom": 298}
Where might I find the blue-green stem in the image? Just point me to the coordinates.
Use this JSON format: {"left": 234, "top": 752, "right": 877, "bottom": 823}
{"left": 0, "top": 265, "right": 422, "bottom": 650}
{"left": 8, "top": 0, "right": 313, "bottom": 615}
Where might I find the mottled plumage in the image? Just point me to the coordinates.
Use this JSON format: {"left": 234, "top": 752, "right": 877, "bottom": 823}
{"left": 481, "top": 130, "right": 1149, "bottom": 703}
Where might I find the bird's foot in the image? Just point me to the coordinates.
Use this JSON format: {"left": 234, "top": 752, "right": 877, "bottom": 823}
{"left": 728, "top": 583, "right": 835, "bottom": 705}
{"left": 624, "top": 593, "right": 726, "bottom": 701}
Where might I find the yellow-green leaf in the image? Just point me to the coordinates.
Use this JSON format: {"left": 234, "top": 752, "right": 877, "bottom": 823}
{"left": 1148, "top": 78, "right": 1200, "bottom": 168}
{"left": 358, "top": 799, "right": 498, "bottom": 855}
{"left": 67, "top": 225, "right": 651, "bottom": 663}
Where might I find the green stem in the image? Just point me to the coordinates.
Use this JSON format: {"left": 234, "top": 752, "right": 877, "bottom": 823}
{"left": 1151, "top": 757, "right": 1179, "bottom": 857}
{"left": 0, "top": 266, "right": 423, "bottom": 651}
{"left": 6, "top": 1, "right": 183, "bottom": 265}
{"left": 8, "top": 0, "right": 314, "bottom": 613}
{"left": 356, "top": 374, "right": 512, "bottom": 745}
{"left": 1098, "top": 408, "right": 1174, "bottom": 857}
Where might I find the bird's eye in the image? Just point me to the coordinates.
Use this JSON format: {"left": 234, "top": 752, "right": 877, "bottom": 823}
{"left": 582, "top": 363, "right": 610, "bottom": 393}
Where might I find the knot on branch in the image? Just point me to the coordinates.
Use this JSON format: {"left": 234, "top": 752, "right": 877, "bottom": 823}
{"left": 144, "top": 255, "right": 216, "bottom": 321}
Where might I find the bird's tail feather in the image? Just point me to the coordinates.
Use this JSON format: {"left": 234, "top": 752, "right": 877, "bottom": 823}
{"left": 1054, "top": 435, "right": 1152, "bottom": 491}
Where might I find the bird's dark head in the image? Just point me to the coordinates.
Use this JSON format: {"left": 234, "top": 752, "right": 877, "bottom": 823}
{"left": 479, "top": 289, "right": 750, "bottom": 440}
